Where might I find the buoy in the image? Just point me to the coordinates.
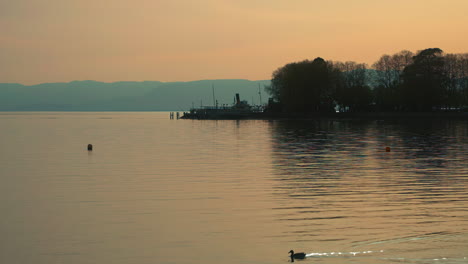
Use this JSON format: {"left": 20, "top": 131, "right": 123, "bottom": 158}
{"left": 385, "top": 147, "right": 391, "bottom": 152}
{"left": 87, "top": 144, "right": 93, "bottom": 151}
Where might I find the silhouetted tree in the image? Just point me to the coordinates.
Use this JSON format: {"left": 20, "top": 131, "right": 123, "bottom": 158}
{"left": 401, "top": 48, "right": 447, "bottom": 111}
{"left": 333, "top": 61, "right": 372, "bottom": 112}
{"left": 459, "top": 54, "right": 468, "bottom": 107}
{"left": 268, "top": 58, "right": 337, "bottom": 113}
{"left": 443, "top": 53, "right": 468, "bottom": 109}
{"left": 372, "top": 50, "right": 413, "bottom": 111}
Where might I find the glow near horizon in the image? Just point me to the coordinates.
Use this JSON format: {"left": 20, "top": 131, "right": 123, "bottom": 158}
{"left": 1, "top": 0, "right": 467, "bottom": 85}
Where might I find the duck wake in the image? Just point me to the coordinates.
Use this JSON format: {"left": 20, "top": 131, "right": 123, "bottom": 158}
{"left": 305, "top": 250, "right": 384, "bottom": 258}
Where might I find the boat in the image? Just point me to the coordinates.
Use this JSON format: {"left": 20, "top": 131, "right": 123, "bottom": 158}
{"left": 180, "top": 93, "right": 264, "bottom": 119}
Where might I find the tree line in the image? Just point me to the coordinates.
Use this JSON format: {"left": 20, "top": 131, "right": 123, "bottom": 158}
{"left": 265, "top": 48, "right": 468, "bottom": 113}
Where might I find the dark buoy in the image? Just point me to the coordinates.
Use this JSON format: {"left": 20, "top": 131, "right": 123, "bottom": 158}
{"left": 87, "top": 144, "right": 93, "bottom": 151}
{"left": 385, "top": 147, "right": 391, "bottom": 152}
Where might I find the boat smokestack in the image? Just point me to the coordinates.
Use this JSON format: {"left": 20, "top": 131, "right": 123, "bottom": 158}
{"left": 236, "top": 93, "right": 240, "bottom": 105}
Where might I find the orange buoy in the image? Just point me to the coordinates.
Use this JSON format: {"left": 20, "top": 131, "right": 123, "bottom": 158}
{"left": 385, "top": 147, "right": 391, "bottom": 152}
{"left": 87, "top": 144, "right": 93, "bottom": 151}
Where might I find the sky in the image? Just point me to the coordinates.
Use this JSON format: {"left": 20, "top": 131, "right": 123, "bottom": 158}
{"left": 1, "top": 0, "right": 468, "bottom": 85}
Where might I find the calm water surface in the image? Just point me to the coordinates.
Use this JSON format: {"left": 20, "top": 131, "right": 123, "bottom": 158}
{"left": 1, "top": 112, "right": 467, "bottom": 264}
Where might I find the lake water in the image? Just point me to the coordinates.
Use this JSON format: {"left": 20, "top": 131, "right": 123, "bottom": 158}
{"left": 1, "top": 112, "right": 467, "bottom": 264}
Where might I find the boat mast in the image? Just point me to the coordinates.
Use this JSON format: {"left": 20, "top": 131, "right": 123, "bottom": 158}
{"left": 212, "top": 84, "right": 216, "bottom": 108}
{"left": 258, "top": 83, "right": 262, "bottom": 105}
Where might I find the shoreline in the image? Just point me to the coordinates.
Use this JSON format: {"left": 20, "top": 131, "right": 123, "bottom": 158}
{"left": 181, "top": 111, "right": 468, "bottom": 120}
{"left": 261, "top": 112, "right": 468, "bottom": 119}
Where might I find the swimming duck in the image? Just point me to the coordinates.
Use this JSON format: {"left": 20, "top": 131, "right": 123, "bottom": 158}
{"left": 289, "top": 250, "right": 306, "bottom": 260}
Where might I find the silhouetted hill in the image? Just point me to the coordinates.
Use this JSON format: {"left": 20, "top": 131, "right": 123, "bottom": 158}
{"left": 0, "top": 80, "right": 270, "bottom": 111}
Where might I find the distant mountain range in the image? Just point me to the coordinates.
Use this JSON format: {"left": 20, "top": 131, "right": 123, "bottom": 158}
{"left": 0, "top": 80, "right": 271, "bottom": 111}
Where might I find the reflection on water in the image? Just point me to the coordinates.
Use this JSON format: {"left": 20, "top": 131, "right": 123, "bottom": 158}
{"left": 269, "top": 119, "right": 468, "bottom": 262}
{"left": 0, "top": 113, "right": 467, "bottom": 264}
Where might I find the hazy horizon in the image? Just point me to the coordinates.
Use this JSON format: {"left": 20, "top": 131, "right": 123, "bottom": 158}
{"left": 0, "top": 78, "right": 268, "bottom": 86}
{"left": 0, "top": 79, "right": 272, "bottom": 111}
{"left": 2, "top": 0, "right": 468, "bottom": 85}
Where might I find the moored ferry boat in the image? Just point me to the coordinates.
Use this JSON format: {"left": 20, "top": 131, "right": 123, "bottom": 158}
{"left": 181, "top": 93, "right": 264, "bottom": 119}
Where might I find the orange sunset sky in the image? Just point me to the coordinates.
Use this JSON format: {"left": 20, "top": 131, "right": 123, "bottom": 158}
{"left": 1, "top": 0, "right": 468, "bottom": 85}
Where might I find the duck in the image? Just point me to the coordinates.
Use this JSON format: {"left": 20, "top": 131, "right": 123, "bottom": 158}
{"left": 289, "top": 250, "right": 306, "bottom": 260}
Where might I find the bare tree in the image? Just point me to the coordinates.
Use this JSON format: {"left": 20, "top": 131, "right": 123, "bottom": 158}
{"left": 445, "top": 53, "right": 468, "bottom": 108}
{"left": 332, "top": 61, "right": 372, "bottom": 112}
{"left": 372, "top": 50, "right": 414, "bottom": 111}
{"left": 372, "top": 50, "right": 413, "bottom": 89}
